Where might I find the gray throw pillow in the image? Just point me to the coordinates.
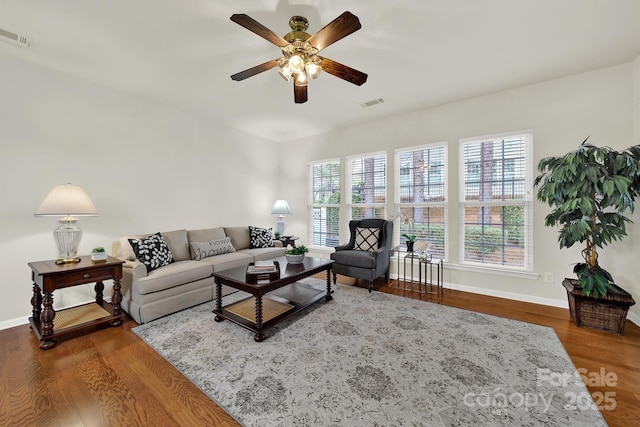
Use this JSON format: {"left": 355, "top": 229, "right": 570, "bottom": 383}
{"left": 190, "top": 237, "right": 236, "bottom": 261}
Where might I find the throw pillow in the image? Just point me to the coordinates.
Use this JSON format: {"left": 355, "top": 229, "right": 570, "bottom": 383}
{"left": 249, "top": 226, "right": 274, "bottom": 248}
{"left": 354, "top": 227, "right": 380, "bottom": 252}
{"left": 190, "top": 237, "right": 236, "bottom": 261}
{"left": 128, "top": 233, "right": 174, "bottom": 272}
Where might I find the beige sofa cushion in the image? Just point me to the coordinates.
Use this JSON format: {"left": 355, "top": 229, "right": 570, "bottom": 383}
{"left": 119, "top": 234, "right": 150, "bottom": 261}
{"left": 135, "top": 260, "right": 213, "bottom": 295}
{"left": 119, "top": 230, "right": 190, "bottom": 262}
{"left": 187, "top": 227, "right": 226, "bottom": 243}
{"left": 224, "top": 226, "right": 251, "bottom": 250}
{"left": 238, "top": 247, "right": 286, "bottom": 261}
{"left": 160, "top": 229, "right": 190, "bottom": 261}
{"left": 196, "top": 251, "right": 253, "bottom": 272}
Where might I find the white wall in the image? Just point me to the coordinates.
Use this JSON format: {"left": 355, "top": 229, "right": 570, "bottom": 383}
{"left": 0, "top": 53, "right": 280, "bottom": 326}
{"left": 3, "top": 50, "right": 639, "bottom": 328}
{"left": 280, "top": 62, "right": 640, "bottom": 321}
{"left": 634, "top": 55, "right": 640, "bottom": 145}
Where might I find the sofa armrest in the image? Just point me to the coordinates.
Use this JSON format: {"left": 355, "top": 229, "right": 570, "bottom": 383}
{"left": 123, "top": 259, "right": 147, "bottom": 280}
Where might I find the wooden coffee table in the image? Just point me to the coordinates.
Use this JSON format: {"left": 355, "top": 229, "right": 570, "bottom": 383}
{"left": 212, "top": 256, "right": 333, "bottom": 342}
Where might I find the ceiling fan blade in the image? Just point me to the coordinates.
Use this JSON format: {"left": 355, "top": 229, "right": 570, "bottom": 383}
{"left": 319, "top": 57, "right": 368, "bottom": 86}
{"left": 307, "top": 11, "right": 361, "bottom": 52}
{"left": 231, "top": 59, "right": 280, "bottom": 81}
{"left": 230, "top": 14, "right": 289, "bottom": 47}
{"left": 294, "top": 83, "right": 308, "bottom": 104}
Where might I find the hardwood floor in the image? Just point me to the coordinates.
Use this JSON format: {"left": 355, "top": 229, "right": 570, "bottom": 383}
{"left": 1, "top": 277, "right": 639, "bottom": 426}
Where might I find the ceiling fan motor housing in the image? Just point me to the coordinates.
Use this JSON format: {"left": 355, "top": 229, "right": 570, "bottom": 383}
{"left": 285, "top": 16, "right": 311, "bottom": 42}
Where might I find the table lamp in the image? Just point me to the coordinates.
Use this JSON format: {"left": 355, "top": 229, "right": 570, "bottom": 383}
{"left": 271, "top": 200, "right": 292, "bottom": 235}
{"left": 35, "top": 183, "right": 98, "bottom": 263}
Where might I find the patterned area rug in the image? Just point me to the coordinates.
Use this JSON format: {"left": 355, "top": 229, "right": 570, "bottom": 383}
{"left": 133, "top": 279, "right": 606, "bottom": 426}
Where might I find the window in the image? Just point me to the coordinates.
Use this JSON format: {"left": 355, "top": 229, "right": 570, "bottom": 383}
{"left": 459, "top": 130, "right": 532, "bottom": 269}
{"left": 309, "top": 160, "right": 341, "bottom": 247}
{"left": 396, "top": 144, "right": 447, "bottom": 259}
{"left": 347, "top": 153, "right": 387, "bottom": 221}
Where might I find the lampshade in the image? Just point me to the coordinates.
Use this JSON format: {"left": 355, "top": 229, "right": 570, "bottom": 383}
{"left": 35, "top": 183, "right": 98, "bottom": 263}
{"left": 271, "top": 200, "right": 292, "bottom": 216}
{"left": 35, "top": 183, "right": 98, "bottom": 217}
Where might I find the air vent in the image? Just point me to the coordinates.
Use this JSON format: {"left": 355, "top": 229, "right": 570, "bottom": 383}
{"left": 360, "top": 98, "right": 385, "bottom": 108}
{"left": 0, "top": 28, "right": 32, "bottom": 48}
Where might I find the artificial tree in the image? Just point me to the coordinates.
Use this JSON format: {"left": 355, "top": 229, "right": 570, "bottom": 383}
{"left": 534, "top": 139, "right": 640, "bottom": 297}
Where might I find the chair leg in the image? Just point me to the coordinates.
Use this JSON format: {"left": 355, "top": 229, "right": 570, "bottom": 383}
{"left": 368, "top": 280, "right": 373, "bottom": 292}
{"left": 332, "top": 272, "right": 337, "bottom": 285}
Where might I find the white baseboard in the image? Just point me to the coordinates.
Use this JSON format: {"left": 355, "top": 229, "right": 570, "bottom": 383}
{"left": 389, "top": 274, "right": 639, "bottom": 327}
{"left": 628, "top": 311, "right": 640, "bottom": 327}
{"left": 0, "top": 316, "right": 29, "bottom": 330}
{"left": 444, "top": 281, "right": 569, "bottom": 309}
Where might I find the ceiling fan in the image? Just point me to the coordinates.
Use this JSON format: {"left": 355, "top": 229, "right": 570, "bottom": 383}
{"left": 230, "top": 11, "right": 368, "bottom": 104}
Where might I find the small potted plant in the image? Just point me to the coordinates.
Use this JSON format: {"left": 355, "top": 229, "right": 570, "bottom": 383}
{"left": 91, "top": 247, "right": 108, "bottom": 263}
{"left": 401, "top": 233, "right": 417, "bottom": 252}
{"left": 284, "top": 245, "right": 308, "bottom": 264}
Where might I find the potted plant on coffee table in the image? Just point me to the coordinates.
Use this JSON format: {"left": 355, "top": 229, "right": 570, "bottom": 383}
{"left": 534, "top": 139, "right": 639, "bottom": 334}
{"left": 285, "top": 245, "right": 308, "bottom": 264}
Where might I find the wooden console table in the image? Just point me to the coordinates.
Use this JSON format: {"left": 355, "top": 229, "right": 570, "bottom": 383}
{"left": 28, "top": 255, "right": 125, "bottom": 350}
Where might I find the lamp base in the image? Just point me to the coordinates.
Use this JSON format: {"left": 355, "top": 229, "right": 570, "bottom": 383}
{"left": 275, "top": 216, "right": 285, "bottom": 236}
{"left": 53, "top": 217, "right": 83, "bottom": 262}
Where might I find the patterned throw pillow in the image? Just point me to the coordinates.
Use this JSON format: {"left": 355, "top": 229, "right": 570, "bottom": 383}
{"left": 249, "top": 226, "right": 274, "bottom": 248}
{"left": 128, "top": 233, "right": 174, "bottom": 272}
{"left": 353, "top": 227, "right": 380, "bottom": 252}
{"left": 190, "top": 237, "right": 236, "bottom": 261}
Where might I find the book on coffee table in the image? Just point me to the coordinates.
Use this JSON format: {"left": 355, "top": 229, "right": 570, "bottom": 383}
{"left": 246, "top": 261, "right": 280, "bottom": 283}
{"left": 252, "top": 260, "right": 276, "bottom": 271}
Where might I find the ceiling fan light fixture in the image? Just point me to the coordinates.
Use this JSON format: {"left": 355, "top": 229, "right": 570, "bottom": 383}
{"left": 306, "top": 62, "right": 321, "bottom": 79}
{"left": 294, "top": 72, "right": 308, "bottom": 86}
{"left": 279, "top": 66, "right": 293, "bottom": 81}
{"left": 288, "top": 55, "right": 305, "bottom": 73}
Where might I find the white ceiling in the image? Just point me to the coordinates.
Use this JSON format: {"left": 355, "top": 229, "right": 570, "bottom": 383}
{"left": 2, "top": 0, "right": 640, "bottom": 142}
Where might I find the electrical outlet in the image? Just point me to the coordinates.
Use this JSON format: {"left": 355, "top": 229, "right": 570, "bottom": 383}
{"left": 544, "top": 272, "right": 554, "bottom": 283}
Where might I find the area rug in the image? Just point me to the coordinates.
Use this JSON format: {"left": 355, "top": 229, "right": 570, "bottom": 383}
{"left": 133, "top": 279, "right": 606, "bottom": 426}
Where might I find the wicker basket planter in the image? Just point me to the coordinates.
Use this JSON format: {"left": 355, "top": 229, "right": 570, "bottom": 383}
{"left": 562, "top": 278, "right": 636, "bottom": 335}
{"left": 285, "top": 253, "right": 305, "bottom": 264}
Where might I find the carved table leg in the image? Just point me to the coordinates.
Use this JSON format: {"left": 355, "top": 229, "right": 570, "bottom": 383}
{"left": 325, "top": 269, "right": 333, "bottom": 301}
{"left": 254, "top": 295, "right": 265, "bottom": 342}
{"left": 110, "top": 278, "right": 123, "bottom": 327}
{"left": 40, "top": 291, "right": 56, "bottom": 350}
{"left": 214, "top": 283, "right": 224, "bottom": 322}
{"left": 95, "top": 280, "right": 104, "bottom": 306}
{"left": 31, "top": 283, "right": 42, "bottom": 321}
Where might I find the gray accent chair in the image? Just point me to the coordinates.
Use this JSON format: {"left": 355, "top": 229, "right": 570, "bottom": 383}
{"left": 330, "top": 219, "right": 394, "bottom": 292}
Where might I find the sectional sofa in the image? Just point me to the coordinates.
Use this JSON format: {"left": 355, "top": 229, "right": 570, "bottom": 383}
{"left": 112, "top": 226, "right": 285, "bottom": 323}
